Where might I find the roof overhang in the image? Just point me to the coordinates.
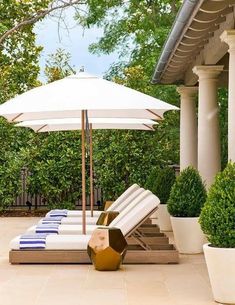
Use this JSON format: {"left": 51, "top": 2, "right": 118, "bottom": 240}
{"left": 152, "top": 0, "right": 235, "bottom": 85}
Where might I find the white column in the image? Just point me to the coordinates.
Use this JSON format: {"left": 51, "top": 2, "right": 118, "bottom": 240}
{"left": 193, "top": 65, "right": 223, "bottom": 187}
{"left": 221, "top": 30, "right": 235, "bottom": 162}
{"left": 177, "top": 86, "right": 198, "bottom": 171}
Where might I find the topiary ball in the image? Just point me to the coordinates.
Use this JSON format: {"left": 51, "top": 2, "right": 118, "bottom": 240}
{"left": 167, "top": 166, "right": 207, "bottom": 217}
{"left": 199, "top": 162, "right": 235, "bottom": 248}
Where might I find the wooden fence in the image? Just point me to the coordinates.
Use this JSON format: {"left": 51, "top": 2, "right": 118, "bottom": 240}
{"left": 11, "top": 168, "right": 103, "bottom": 209}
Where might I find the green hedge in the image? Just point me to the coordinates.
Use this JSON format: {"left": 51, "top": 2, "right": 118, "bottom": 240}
{"left": 167, "top": 166, "right": 206, "bottom": 217}
{"left": 145, "top": 166, "right": 175, "bottom": 203}
{"left": 200, "top": 163, "right": 235, "bottom": 248}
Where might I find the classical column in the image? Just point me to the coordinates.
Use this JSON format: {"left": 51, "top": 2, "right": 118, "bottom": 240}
{"left": 193, "top": 65, "right": 223, "bottom": 187}
{"left": 221, "top": 30, "right": 235, "bottom": 162}
{"left": 177, "top": 86, "right": 198, "bottom": 171}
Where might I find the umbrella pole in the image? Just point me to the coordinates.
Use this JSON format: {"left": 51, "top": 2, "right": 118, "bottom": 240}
{"left": 81, "top": 110, "right": 86, "bottom": 235}
{"left": 89, "top": 123, "right": 94, "bottom": 217}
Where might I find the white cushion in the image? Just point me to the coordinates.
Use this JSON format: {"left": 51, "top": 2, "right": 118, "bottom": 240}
{"left": 9, "top": 234, "right": 91, "bottom": 250}
{"left": 107, "top": 183, "right": 139, "bottom": 211}
{"left": 45, "top": 210, "right": 102, "bottom": 217}
{"left": 115, "top": 194, "right": 160, "bottom": 236}
{"left": 38, "top": 217, "right": 98, "bottom": 225}
{"left": 68, "top": 210, "right": 102, "bottom": 217}
{"left": 113, "top": 188, "right": 144, "bottom": 213}
{"left": 27, "top": 224, "right": 99, "bottom": 235}
{"left": 46, "top": 235, "right": 91, "bottom": 250}
{"left": 110, "top": 190, "right": 152, "bottom": 227}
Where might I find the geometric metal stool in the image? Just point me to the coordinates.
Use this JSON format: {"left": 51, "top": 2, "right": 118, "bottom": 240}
{"left": 96, "top": 211, "right": 119, "bottom": 226}
{"left": 87, "top": 227, "right": 127, "bottom": 271}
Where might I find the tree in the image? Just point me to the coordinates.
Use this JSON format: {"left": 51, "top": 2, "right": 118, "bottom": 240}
{"left": 45, "top": 48, "right": 75, "bottom": 83}
{"left": 0, "top": 1, "right": 49, "bottom": 209}
{"left": 0, "top": 0, "right": 86, "bottom": 46}
{"left": 78, "top": 0, "right": 181, "bottom": 73}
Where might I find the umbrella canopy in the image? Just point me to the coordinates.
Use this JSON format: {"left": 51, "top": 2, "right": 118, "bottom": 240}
{"left": 16, "top": 118, "right": 157, "bottom": 132}
{"left": 0, "top": 71, "right": 178, "bottom": 122}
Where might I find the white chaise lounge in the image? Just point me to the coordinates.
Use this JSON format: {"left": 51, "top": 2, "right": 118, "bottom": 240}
{"left": 39, "top": 187, "right": 145, "bottom": 225}
{"left": 28, "top": 190, "right": 152, "bottom": 234}
{"left": 46, "top": 183, "right": 140, "bottom": 218}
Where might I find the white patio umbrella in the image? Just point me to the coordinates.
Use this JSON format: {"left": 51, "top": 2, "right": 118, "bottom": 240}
{"left": 16, "top": 118, "right": 156, "bottom": 132}
{"left": 0, "top": 71, "right": 178, "bottom": 122}
{"left": 16, "top": 117, "right": 157, "bottom": 218}
{"left": 0, "top": 71, "right": 178, "bottom": 234}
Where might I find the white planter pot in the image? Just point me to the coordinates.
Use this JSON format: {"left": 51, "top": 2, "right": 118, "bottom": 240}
{"left": 158, "top": 204, "right": 172, "bottom": 231}
{"left": 170, "top": 216, "right": 206, "bottom": 254}
{"left": 204, "top": 244, "right": 235, "bottom": 304}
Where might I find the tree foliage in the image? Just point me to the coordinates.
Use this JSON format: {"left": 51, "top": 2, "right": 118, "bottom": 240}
{"left": 0, "top": 1, "right": 50, "bottom": 209}
{"left": 45, "top": 48, "right": 75, "bottom": 83}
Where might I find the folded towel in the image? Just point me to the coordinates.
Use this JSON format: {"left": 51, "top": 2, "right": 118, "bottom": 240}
{"left": 35, "top": 224, "right": 59, "bottom": 234}
{"left": 41, "top": 216, "right": 64, "bottom": 224}
{"left": 48, "top": 209, "right": 68, "bottom": 217}
{"left": 19, "top": 234, "right": 48, "bottom": 249}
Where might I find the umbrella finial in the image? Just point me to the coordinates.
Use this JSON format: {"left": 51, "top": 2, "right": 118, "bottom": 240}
{"left": 79, "top": 66, "right": 85, "bottom": 72}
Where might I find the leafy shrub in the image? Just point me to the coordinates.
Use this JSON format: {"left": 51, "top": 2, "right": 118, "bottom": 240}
{"left": 26, "top": 132, "right": 82, "bottom": 208}
{"left": 167, "top": 166, "right": 206, "bottom": 217}
{"left": 145, "top": 166, "right": 176, "bottom": 203}
{"left": 200, "top": 163, "right": 235, "bottom": 248}
{"left": 48, "top": 200, "right": 76, "bottom": 210}
{"left": 0, "top": 152, "right": 24, "bottom": 211}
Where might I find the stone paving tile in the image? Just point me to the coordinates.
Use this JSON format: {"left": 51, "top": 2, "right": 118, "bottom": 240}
{"left": 0, "top": 217, "right": 218, "bottom": 305}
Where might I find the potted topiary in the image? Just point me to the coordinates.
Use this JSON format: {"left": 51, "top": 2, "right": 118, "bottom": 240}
{"left": 199, "top": 162, "right": 235, "bottom": 304}
{"left": 167, "top": 166, "right": 207, "bottom": 254}
{"left": 145, "top": 166, "right": 175, "bottom": 231}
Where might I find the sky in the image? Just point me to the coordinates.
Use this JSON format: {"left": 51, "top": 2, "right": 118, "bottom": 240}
{"left": 34, "top": 7, "right": 119, "bottom": 81}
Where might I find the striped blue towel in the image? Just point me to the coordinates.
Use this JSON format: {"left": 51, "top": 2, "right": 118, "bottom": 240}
{"left": 35, "top": 224, "right": 59, "bottom": 234}
{"left": 48, "top": 209, "right": 68, "bottom": 217}
{"left": 41, "top": 216, "right": 63, "bottom": 224}
{"left": 19, "top": 234, "right": 48, "bottom": 249}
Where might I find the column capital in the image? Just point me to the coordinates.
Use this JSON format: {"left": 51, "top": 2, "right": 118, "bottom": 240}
{"left": 220, "top": 30, "right": 235, "bottom": 52}
{"left": 177, "top": 86, "right": 198, "bottom": 98}
{"left": 193, "top": 65, "right": 224, "bottom": 80}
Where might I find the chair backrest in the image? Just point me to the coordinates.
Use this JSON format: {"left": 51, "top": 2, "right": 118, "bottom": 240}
{"left": 107, "top": 183, "right": 140, "bottom": 211}
{"left": 113, "top": 194, "right": 160, "bottom": 236}
{"left": 109, "top": 189, "right": 152, "bottom": 227}
{"left": 113, "top": 187, "right": 145, "bottom": 213}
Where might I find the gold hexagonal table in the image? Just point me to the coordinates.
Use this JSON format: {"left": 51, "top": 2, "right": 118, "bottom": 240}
{"left": 87, "top": 227, "right": 127, "bottom": 271}
{"left": 96, "top": 211, "right": 119, "bottom": 226}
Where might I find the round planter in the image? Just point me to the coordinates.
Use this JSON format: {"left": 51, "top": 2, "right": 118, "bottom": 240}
{"left": 158, "top": 204, "right": 172, "bottom": 231}
{"left": 204, "top": 244, "right": 235, "bottom": 304}
{"left": 170, "top": 216, "right": 205, "bottom": 254}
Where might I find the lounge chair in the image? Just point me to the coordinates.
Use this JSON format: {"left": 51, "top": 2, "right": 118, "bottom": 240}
{"left": 45, "top": 183, "right": 140, "bottom": 218}
{"left": 9, "top": 193, "right": 179, "bottom": 264}
{"left": 39, "top": 187, "right": 145, "bottom": 225}
{"left": 27, "top": 190, "right": 152, "bottom": 234}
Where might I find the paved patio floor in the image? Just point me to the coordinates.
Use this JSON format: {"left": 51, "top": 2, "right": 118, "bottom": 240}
{"left": 0, "top": 217, "right": 220, "bottom": 305}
